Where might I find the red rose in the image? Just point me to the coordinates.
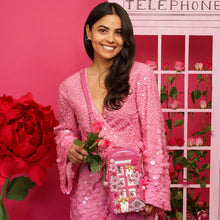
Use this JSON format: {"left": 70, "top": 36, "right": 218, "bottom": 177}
{"left": 175, "top": 163, "right": 183, "bottom": 171}
{"left": 0, "top": 93, "right": 58, "bottom": 186}
{"left": 176, "top": 138, "right": 184, "bottom": 146}
{"left": 203, "top": 62, "right": 212, "bottom": 70}
{"left": 167, "top": 137, "right": 176, "bottom": 146}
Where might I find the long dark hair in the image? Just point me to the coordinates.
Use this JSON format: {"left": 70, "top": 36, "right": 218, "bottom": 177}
{"left": 84, "top": 2, "right": 136, "bottom": 110}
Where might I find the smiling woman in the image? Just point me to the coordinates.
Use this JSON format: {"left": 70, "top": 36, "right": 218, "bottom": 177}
{"left": 55, "top": 2, "right": 171, "bottom": 220}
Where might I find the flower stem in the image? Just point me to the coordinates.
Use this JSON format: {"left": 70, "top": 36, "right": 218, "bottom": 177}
{"left": 0, "top": 175, "right": 11, "bottom": 204}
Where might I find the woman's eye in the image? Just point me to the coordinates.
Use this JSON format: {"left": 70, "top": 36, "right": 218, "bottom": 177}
{"left": 116, "top": 31, "right": 122, "bottom": 35}
{"left": 99, "top": 29, "right": 106, "bottom": 33}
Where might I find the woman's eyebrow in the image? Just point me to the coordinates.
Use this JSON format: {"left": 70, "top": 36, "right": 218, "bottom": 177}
{"left": 98, "top": 25, "right": 122, "bottom": 31}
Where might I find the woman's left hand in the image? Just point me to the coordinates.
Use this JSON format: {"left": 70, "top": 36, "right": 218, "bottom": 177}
{"left": 139, "top": 204, "right": 154, "bottom": 216}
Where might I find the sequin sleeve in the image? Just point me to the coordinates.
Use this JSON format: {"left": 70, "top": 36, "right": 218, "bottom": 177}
{"left": 135, "top": 63, "right": 171, "bottom": 211}
{"left": 55, "top": 84, "right": 81, "bottom": 195}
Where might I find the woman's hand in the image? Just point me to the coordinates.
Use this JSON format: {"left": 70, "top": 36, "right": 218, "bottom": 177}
{"left": 139, "top": 204, "right": 154, "bottom": 216}
{"left": 67, "top": 143, "right": 89, "bottom": 164}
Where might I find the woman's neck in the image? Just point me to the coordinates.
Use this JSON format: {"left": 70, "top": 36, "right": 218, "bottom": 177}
{"left": 88, "top": 58, "right": 112, "bottom": 76}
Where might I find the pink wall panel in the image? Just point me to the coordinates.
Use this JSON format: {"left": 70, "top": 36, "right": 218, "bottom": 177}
{"left": 0, "top": 0, "right": 104, "bottom": 219}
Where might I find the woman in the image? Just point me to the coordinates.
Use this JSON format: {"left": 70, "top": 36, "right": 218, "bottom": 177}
{"left": 55, "top": 2, "right": 170, "bottom": 219}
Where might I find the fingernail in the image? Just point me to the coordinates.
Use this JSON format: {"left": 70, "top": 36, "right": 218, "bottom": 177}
{"left": 145, "top": 207, "right": 149, "bottom": 212}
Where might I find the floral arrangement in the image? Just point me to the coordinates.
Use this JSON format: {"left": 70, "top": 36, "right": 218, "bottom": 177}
{"left": 0, "top": 93, "right": 58, "bottom": 219}
{"left": 74, "top": 121, "right": 110, "bottom": 174}
{"left": 147, "top": 60, "right": 211, "bottom": 220}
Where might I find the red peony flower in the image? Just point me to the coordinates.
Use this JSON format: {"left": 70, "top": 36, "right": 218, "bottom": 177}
{"left": 0, "top": 93, "right": 58, "bottom": 186}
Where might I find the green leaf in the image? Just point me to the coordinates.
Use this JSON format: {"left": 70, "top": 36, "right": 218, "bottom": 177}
{"left": 173, "top": 157, "right": 179, "bottom": 166}
{"left": 173, "top": 119, "right": 184, "bottom": 128}
{"left": 0, "top": 204, "right": 9, "bottom": 220}
{"left": 207, "top": 100, "right": 212, "bottom": 108}
{"left": 180, "top": 157, "right": 188, "bottom": 167}
{"left": 166, "top": 119, "right": 172, "bottom": 130}
{"left": 74, "top": 139, "right": 84, "bottom": 146}
{"left": 169, "top": 75, "right": 175, "bottom": 84}
{"left": 200, "top": 180, "right": 206, "bottom": 189}
{"left": 160, "top": 85, "right": 166, "bottom": 94}
{"left": 187, "top": 151, "right": 194, "bottom": 159}
{"left": 203, "top": 90, "right": 208, "bottom": 97}
{"left": 176, "top": 211, "right": 183, "bottom": 220}
{"left": 196, "top": 150, "right": 202, "bottom": 156}
{"left": 176, "top": 190, "right": 183, "bottom": 200}
{"left": 200, "top": 125, "right": 211, "bottom": 135}
{"left": 194, "top": 89, "right": 202, "bottom": 100}
{"left": 170, "top": 86, "right": 177, "bottom": 100}
{"left": 160, "top": 93, "right": 168, "bottom": 103}
{"left": 6, "top": 176, "right": 35, "bottom": 201}
{"left": 197, "top": 74, "right": 202, "bottom": 80}
{"left": 191, "top": 91, "right": 195, "bottom": 104}
{"left": 86, "top": 156, "right": 100, "bottom": 174}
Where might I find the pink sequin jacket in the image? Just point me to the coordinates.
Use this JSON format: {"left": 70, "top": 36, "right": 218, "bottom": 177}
{"left": 55, "top": 62, "right": 171, "bottom": 218}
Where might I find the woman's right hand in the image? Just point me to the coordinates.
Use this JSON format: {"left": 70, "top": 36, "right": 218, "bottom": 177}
{"left": 67, "top": 144, "right": 89, "bottom": 164}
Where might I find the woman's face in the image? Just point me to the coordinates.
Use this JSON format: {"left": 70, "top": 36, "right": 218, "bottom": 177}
{"left": 86, "top": 14, "right": 124, "bottom": 62}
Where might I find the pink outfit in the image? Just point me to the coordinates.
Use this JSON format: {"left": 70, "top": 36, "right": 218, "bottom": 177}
{"left": 55, "top": 62, "right": 171, "bottom": 219}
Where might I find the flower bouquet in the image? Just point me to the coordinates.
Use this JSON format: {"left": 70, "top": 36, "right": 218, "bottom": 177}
{"left": 0, "top": 93, "right": 58, "bottom": 219}
{"left": 74, "top": 121, "right": 110, "bottom": 174}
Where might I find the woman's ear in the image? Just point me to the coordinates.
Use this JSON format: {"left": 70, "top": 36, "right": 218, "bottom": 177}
{"left": 86, "top": 25, "right": 91, "bottom": 40}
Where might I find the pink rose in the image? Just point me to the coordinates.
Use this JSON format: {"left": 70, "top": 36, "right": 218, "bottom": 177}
{"left": 195, "top": 137, "right": 203, "bottom": 146}
{"left": 174, "top": 61, "right": 184, "bottom": 72}
{"left": 194, "top": 63, "right": 203, "bottom": 71}
{"left": 98, "top": 139, "right": 110, "bottom": 149}
{"left": 90, "top": 121, "right": 102, "bottom": 134}
{"left": 187, "top": 212, "right": 195, "bottom": 220}
{"left": 167, "top": 137, "right": 176, "bottom": 146}
{"left": 203, "top": 62, "right": 212, "bottom": 70}
{"left": 164, "top": 62, "right": 169, "bottom": 70}
{"left": 197, "top": 210, "right": 209, "bottom": 220}
{"left": 188, "top": 137, "right": 195, "bottom": 147}
{"left": 176, "top": 138, "right": 184, "bottom": 146}
{"left": 200, "top": 100, "right": 207, "bottom": 109}
{"left": 168, "top": 100, "right": 181, "bottom": 109}
{"left": 145, "top": 60, "right": 157, "bottom": 70}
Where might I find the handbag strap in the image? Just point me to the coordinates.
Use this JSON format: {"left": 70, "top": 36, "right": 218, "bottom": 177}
{"left": 80, "top": 69, "right": 94, "bottom": 123}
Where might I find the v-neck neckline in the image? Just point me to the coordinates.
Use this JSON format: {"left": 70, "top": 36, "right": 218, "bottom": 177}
{"left": 84, "top": 68, "right": 106, "bottom": 117}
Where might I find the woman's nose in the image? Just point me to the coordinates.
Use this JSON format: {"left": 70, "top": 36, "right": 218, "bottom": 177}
{"left": 106, "top": 32, "right": 114, "bottom": 43}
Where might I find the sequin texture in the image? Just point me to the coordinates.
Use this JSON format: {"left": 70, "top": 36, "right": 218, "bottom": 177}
{"left": 55, "top": 61, "right": 171, "bottom": 219}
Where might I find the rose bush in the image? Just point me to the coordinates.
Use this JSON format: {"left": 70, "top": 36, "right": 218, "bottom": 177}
{"left": 0, "top": 93, "right": 58, "bottom": 186}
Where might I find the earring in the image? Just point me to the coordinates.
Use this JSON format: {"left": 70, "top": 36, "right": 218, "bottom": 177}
{"left": 87, "top": 37, "right": 90, "bottom": 41}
